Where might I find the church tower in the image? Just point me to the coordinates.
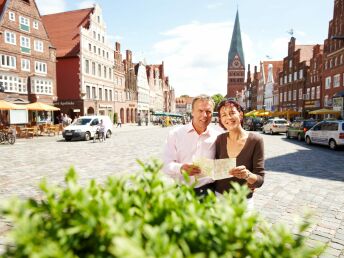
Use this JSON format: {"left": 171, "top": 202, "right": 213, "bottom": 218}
{"left": 227, "top": 10, "right": 245, "bottom": 98}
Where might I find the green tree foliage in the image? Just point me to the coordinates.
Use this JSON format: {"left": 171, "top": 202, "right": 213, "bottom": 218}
{"left": 180, "top": 95, "right": 190, "bottom": 98}
{"left": 212, "top": 94, "right": 225, "bottom": 111}
{"left": 0, "top": 160, "right": 324, "bottom": 258}
{"left": 113, "top": 112, "right": 118, "bottom": 124}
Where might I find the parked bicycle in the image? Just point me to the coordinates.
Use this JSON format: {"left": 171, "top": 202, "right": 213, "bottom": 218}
{"left": 93, "top": 127, "right": 105, "bottom": 143}
{"left": 0, "top": 129, "right": 16, "bottom": 145}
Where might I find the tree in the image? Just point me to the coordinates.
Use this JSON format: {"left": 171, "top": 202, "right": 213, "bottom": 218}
{"left": 180, "top": 94, "right": 189, "bottom": 98}
{"left": 212, "top": 93, "right": 225, "bottom": 111}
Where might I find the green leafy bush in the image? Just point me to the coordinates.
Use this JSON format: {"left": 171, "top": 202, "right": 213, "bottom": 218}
{"left": 113, "top": 113, "right": 118, "bottom": 124}
{"left": 0, "top": 160, "right": 324, "bottom": 258}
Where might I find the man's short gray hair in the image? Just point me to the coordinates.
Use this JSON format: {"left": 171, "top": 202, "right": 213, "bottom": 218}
{"left": 192, "top": 94, "right": 215, "bottom": 110}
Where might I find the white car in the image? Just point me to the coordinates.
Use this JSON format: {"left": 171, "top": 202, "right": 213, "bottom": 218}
{"left": 305, "top": 120, "right": 344, "bottom": 150}
{"left": 63, "top": 115, "right": 113, "bottom": 141}
{"left": 262, "top": 118, "right": 289, "bottom": 134}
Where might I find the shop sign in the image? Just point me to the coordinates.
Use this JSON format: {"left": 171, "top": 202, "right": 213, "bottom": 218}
{"left": 129, "top": 104, "right": 136, "bottom": 107}
{"left": 56, "top": 101, "right": 75, "bottom": 106}
{"left": 73, "top": 109, "right": 81, "bottom": 112}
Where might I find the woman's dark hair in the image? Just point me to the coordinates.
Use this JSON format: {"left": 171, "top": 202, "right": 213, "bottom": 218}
{"left": 217, "top": 99, "right": 244, "bottom": 129}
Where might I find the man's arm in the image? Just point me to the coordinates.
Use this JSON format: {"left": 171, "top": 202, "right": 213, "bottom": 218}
{"left": 163, "top": 130, "right": 183, "bottom": 180}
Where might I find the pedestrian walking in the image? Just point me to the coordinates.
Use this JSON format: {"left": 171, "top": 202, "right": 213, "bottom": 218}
{"left": 117, "top": 117, "right": 122, "bottom": 127}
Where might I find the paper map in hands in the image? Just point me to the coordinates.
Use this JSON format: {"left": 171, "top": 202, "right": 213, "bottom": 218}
{"left": 193, "top": 157, "right": 236, "bottom": 180}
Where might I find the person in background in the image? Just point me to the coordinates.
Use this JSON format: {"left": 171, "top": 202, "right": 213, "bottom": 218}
{"left": 214, "top": 99, "right": 265, "bottom": 209}
{"left": 99, "top": 119, "right": 106, "bottom": 142}
{"left": 117, "top": 116, "right": 122, "bottom": 127}
{"left": 163, "top": 95, "right": 219, "bottom": 196}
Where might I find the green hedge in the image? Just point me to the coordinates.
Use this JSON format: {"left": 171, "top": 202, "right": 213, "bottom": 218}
{"left": 0, "top": 160, "right": 324, "bottom": 257}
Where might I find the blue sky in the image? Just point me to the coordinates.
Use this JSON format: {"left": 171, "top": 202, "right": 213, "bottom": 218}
{"left": 36, "top": 0, "right": 334, "bottom": 97}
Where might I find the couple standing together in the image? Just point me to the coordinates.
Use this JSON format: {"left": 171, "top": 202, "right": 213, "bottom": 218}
{"left": 163, "top": 95, "right": 265, "bottom": 208}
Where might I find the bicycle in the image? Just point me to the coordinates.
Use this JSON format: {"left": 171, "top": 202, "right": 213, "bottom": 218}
{"left": 0, "top": 130, "right": 16, "bottom": 145}
{"left": 93, "top": 128, "right": 105, "bottom": 143}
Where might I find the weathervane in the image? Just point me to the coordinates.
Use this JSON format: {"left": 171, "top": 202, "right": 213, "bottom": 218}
{"left": 287, "top": 29, "right": 294, "bottom": 37}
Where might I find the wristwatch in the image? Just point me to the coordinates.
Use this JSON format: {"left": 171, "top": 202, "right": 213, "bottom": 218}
{"left": 245, "top": 171, "right": 251, "bottom": 180}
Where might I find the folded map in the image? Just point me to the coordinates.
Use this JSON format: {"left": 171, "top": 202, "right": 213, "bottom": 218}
{"left": 193, "top": 157, "right": 236, "bottom": 180}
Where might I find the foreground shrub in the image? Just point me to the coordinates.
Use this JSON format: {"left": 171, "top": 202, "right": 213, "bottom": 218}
{"left": 1, "top": 160, "right": 324, "bottom": 258}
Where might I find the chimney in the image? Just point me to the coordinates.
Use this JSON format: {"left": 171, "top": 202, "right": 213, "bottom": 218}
{"left": 115, "top": 42, "right": 121, "bottom": 52}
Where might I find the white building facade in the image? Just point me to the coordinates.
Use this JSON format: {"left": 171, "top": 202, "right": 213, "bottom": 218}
{"left": 79, "top": 4, "right": 115, "bottom": 117}
{"left": 136, "top": 61, "right": 150, "bottom": 120}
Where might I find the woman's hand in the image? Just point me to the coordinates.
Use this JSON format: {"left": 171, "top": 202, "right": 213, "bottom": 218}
{"left": 230, "top": 165, "right": 250, "bottom": 179}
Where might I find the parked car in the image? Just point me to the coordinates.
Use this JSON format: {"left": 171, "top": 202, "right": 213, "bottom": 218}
{"left": 286, "top": 119, "right": 318, "bottom": 141}
{"left": 262, "top": 118, "right": 288, "bottom": 134}
{"left": 62, "top": 115, "right": 113, "bottom": 141}
{"left": 305, "top": 120, "right": 344, "bottom": 150}
{"left": 243, "top": 117, "right": 264, "bottom": 131}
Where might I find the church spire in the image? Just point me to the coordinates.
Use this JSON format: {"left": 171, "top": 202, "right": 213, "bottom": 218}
{"left": 228, "top": 10, "right": 245, "bottom": 68}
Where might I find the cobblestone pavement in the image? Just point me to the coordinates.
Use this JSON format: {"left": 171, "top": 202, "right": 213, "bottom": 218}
{"left": 0, "top": 124, "right": 344, "bottom": 256}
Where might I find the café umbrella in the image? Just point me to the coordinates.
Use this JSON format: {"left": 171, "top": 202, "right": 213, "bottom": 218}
{"left": 25, "top": 102, "right": 60, "bottom": 111}
{"left": 0, "top": 100, "right": 26, "bottom": 110}
{"left": 308, "top": 108, "right": 341, "bottom": 115}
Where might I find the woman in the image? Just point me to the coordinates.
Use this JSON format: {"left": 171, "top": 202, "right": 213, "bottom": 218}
{"left": 215, "top": 99, "right": 265, "bottom": 206}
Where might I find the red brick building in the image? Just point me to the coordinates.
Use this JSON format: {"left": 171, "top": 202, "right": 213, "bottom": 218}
{"left": 304, "top": 44, "right": 323, "bottom": 114}
{"left": 42, "top": 5, "right": 115, "bottom": 119}
{"left": 323, "top": 0, "right": 344, "bottom": 117}
{"left": 0, "top": 0, "right": 57, "bottom": 106}
{"left": 278, "top": 37, "right": 313, "bottom": 117}
{"left": 227, "top": 10, "right": 245, "bottom": 98}
{"left": 123, "top": 49, "right": 137, "bottom": 123}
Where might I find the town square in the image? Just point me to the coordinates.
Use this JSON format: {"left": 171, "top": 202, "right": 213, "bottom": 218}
{"left": 1, "top": 0, "right": 344, "bottom": 257}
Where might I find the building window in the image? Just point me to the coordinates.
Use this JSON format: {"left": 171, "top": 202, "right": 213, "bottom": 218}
{"left": 21, "top": 59, "right": 30, "bottom": 71}
{"left": 93, "top": 31, "right": 96, "bottom": 39}
{"left": 102, "top": 50, "right": 105, "bottom": 57}
{"left": 93, "top": 46, "right": 96, "bottom": 53}
{"left": 98, "top": 64, "right": 101, "bottom": 77}
{"left": 299, "top": 88, "right": 303, "bottom": 100}
{"left": 0, "top": 55, "right": 16, "bottom": 69}
{"left": 102, "top": 36, "right": 104, "bottom": 43}
{"left": 98, "top": 48, "right": 101, "bottom": 55}
{"left": 284, "top": 92, "right": 287, "bottom": 102}
{"left": 98, "top": 33, "right": 100, "bottom": 41}
{"left": 92, "top": 62, "right": 95, "bottom": 75}
{"left": 341, "top": 55, "right": 343, "bottom": 65}
{"left": 34, "top": 40, "right": 43, "bottom": 52}
{"left": 20, "top": 36, "right": 31, "bottom": 53}
{"left": 106, "top": 52, "right": 109, "bottom": 59}
{"left": 109, "top": 68, "right": 112, "bottom": 79}
{"left": 109, "top": 90, "right": 112, "bottom": 101}
{"left": 335, "top": 57, "right": 338, "bottom": 66}
{"left": 19, "top": 16, "right": 30, "bottom": 32}
{"left": 88, "top": 43, "right": 91, "bottom": 51}
{"left": 324, "top": 95, "right": 328, "bottom": 106}
{"left": 9, "top": 11, "right": 15, "bottom": 21}
{"left": 311, "top": 87, "right": 315, "bottom": 99}
{"left": 289, "top": 60, "right": 292, "bottom": 68}
{"left": 85, "top": 60, "right": 89, "bottom": 74}
{"left": 316, "top": 86, "right": 320, "bottom": 99}
{"left": 334, "top": 74, "right": 340, "bottom": 87}
{"left": 99, "top": 88, "right": 102, "bottom": 100}
{"left": 92, "top": 87, "right": 96, "bottom": 99}
{"left": 34, "top": 61, "right": 47, "bottom": 74}
{"left": 325, "top": 76, "right": 331, "bottom": 89}
{"left": 105, "top": 89, "right": 108, "bottom": 101}
{"left": 33, "top": 20, "right": 39, "bottom": 29}
{"left": 306, "top": 88, "right": 310, "bottom": 100}
{"left": 5, "top": 31, "right": 16, "bottom": 45}
{"left": 97, "top": 16, "right": 100, "bottom": 23}
{"left": 299, "top": 69, "right": 303, "bottom": 79}
{"left": 288, "top": 91, "right": 292, "bottom": 101}
{"left": 104, "top": 66, "right": 107, "bottom": 78}
{"left": 115, "top": 91, "right": 118, "bottom": 101}
{"left": 293, "top": 90, "right": 297, "bottom": 101}
{"left": 280, "top": 77, "right": 283, "bottom": 85}
{"left": 86, "top": 86, "right": 90, "bottom": 99}
{"left": 31, "top": 78, "right": 53, "bottom": 95}
{"left": 284, "top": 75, "right": 287, "bottom": 84}
{"left": 0, "top": 73, "right": 27, "bottom": 93}
{"left": 289, "top": 74, "right": 292, "bottom": 82}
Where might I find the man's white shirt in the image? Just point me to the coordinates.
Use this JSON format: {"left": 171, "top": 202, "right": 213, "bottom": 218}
{"left": 163, "top": 122, "right": 220, "bottom": 188}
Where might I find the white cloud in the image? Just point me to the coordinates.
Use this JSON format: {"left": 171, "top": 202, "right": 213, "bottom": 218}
{"left": 76, "top": 0, "right": 96, "bottom": 9}
{"left": 150, "top": 21, "right": 255, "bottom": 97}
{"left": 36, "top": 0, "right": 67, "bottom": 15}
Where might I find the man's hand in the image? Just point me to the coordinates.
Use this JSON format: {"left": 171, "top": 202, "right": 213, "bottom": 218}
{"left": 180, "top": 164, "right": 201, "bottom": 176}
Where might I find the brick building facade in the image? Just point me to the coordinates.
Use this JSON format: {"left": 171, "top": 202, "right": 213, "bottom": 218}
{"left": 0, "top": 0, "right": 56, "bottom": 106}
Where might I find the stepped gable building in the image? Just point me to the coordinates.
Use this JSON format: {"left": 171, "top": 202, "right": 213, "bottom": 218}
{"left": 323, "top": 0, "right": 344, "bottom": 117}
{"left": 227, "top": 10, "right": 245, "bottom": 98}
{"left": 0, "top": 0, "right": 57, "bottom": 106}
{"left": 42, "top": 4, "right": 115, "bottom": 119}
{"left": 258, "top": 61, "right": 283, "bottom": 111}
{"left": 278, "top": 37, "right": 313, "bottom": 116}
{"left": 113, "top": 41, "right": 127, "bottom": 123}
{"left": 304, "top": 44, "right": 323, "bottom": 114}
{"left": 123, "top": 49, "right": 137, "bottom": 123}
{"left": 146, "top": 63, "right": 164, "bottom": 114}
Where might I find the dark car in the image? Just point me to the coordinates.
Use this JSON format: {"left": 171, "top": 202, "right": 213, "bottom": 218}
{"left": 244, "top": 117, "right": 264, "bottom": 131}
{"left": 286, "top": 119, "right": 318, "bottom": 141}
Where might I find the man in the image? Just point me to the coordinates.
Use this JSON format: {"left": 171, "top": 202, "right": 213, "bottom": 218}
{"left": 163, "top": 95, "right": 219, "bottom": 196}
